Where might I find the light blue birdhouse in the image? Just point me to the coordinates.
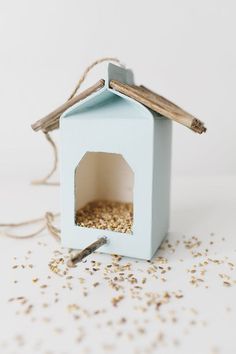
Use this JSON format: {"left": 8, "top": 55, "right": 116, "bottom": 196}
{"left": 59, "top": 63, "right": 171, "bottom": 260}
{"left": 32, "top": 62, "right": 206, "bottom": 260}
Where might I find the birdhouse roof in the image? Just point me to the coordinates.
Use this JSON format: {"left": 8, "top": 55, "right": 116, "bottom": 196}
{"left": 31, "top": 63, "right": 206, "bottom": 134}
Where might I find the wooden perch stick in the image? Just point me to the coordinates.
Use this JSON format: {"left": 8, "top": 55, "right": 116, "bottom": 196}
{"left": 110, "top": 80, "right": 206, "bottom": 134}
{"left": 31, "top": 79, "right": 105, "bottom": 133}
{"left": 67, "top": 237, "right": 107, "bottom": 267}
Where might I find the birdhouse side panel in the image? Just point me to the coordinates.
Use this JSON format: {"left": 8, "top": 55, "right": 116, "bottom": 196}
{"left": 151, "top": 116, "right": 172, "bottom": 256}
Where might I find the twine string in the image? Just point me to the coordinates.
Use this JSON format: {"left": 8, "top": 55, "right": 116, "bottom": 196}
{"left": 0, "top": 57, "right": 121, "bottom": 240}
{"left": 31, "top": 132, "right": 59, "bottom": 186}
{"left": 45, "top": 212, "right": 61, "bottom": 240}
{"left": 68, "top": 57, "right": 120, "bottom": 100}
{"left": 0, "top": 212, "right": 59, "bottom": 240}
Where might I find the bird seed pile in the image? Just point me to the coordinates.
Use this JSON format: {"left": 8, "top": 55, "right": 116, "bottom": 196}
{"left": 75, "top": 200, "right": 133, "bottom": 234}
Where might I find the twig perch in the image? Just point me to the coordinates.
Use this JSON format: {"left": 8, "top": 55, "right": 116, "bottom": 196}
{"left": 67, "top": 237, "right": 107, "bottom": 267}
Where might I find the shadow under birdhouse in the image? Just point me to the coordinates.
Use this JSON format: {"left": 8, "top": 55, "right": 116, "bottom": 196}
{"left": 74, "top": 152, "right": 134, "bottom": 234}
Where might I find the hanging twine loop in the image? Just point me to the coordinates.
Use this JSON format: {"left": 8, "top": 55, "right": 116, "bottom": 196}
{"left": 68, "top": 57, "right": 120, "bottom": 100}
{"left": 0, "top": 57, "right": 121, "bottom": 240}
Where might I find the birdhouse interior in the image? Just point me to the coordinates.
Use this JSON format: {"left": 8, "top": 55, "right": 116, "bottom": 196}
{"left": 74, "top": 151, "right": 134, "bottom": 234}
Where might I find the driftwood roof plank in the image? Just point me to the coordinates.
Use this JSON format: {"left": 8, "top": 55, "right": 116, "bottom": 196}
{"left": 109, "top": 80, "right": 206, "bottom": 134}
{"left": 31, "top": 79, "right": 105, "bottom": 133}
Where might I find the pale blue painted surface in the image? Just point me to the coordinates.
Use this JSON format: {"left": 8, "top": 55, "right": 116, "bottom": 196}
{"left": 60, "top": 63, "right": 172, "bottom": 260}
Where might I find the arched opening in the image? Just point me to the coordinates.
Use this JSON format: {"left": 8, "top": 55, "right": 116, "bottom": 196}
{"left": 74, "top": 152, "right": 134, "bottom": 234}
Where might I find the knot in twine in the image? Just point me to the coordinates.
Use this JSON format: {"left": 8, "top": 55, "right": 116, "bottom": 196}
{"left": 0, "top": 57, "right": 121, "bottom": 240}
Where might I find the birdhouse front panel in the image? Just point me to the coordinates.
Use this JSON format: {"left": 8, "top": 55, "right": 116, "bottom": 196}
{"left": 60, "top": 67, "right": 172, "bottom": 259}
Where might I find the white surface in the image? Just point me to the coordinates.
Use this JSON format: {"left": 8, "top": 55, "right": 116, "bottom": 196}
{"left": 0, "top": 175, "right": 235, "bottom": 354}
{"left": 0, "top": 0, "right": 236, "bottom": 179}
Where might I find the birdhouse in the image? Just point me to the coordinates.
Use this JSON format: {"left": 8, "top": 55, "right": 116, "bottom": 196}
{"left": 32, "top": 62, "right": 206, "bottom": 260}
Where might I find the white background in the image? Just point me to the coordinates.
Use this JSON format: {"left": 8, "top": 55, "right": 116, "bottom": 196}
{"left": 0, "top": 0, "right": 236, "bottom": 180}
{"left": 0, "top": 2, "right": 236, "bottom": 354}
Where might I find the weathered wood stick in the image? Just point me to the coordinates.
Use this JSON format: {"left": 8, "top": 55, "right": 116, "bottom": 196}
{"left": 67, "top": 237, "right": 107, "bottom": 267}
{"left": 139, "top": 84, "right": 206, "bottom": 134}
{"left": 31, "top": 79, "right": 105, "bottom": 133}
{"left": 110, "top": 80, "right": 206, "bottom": 134}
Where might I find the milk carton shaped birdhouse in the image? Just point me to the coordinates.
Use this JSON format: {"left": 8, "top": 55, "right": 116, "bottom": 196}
{"left": 32, "top": 62, "right": 206, "bottom": 260}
